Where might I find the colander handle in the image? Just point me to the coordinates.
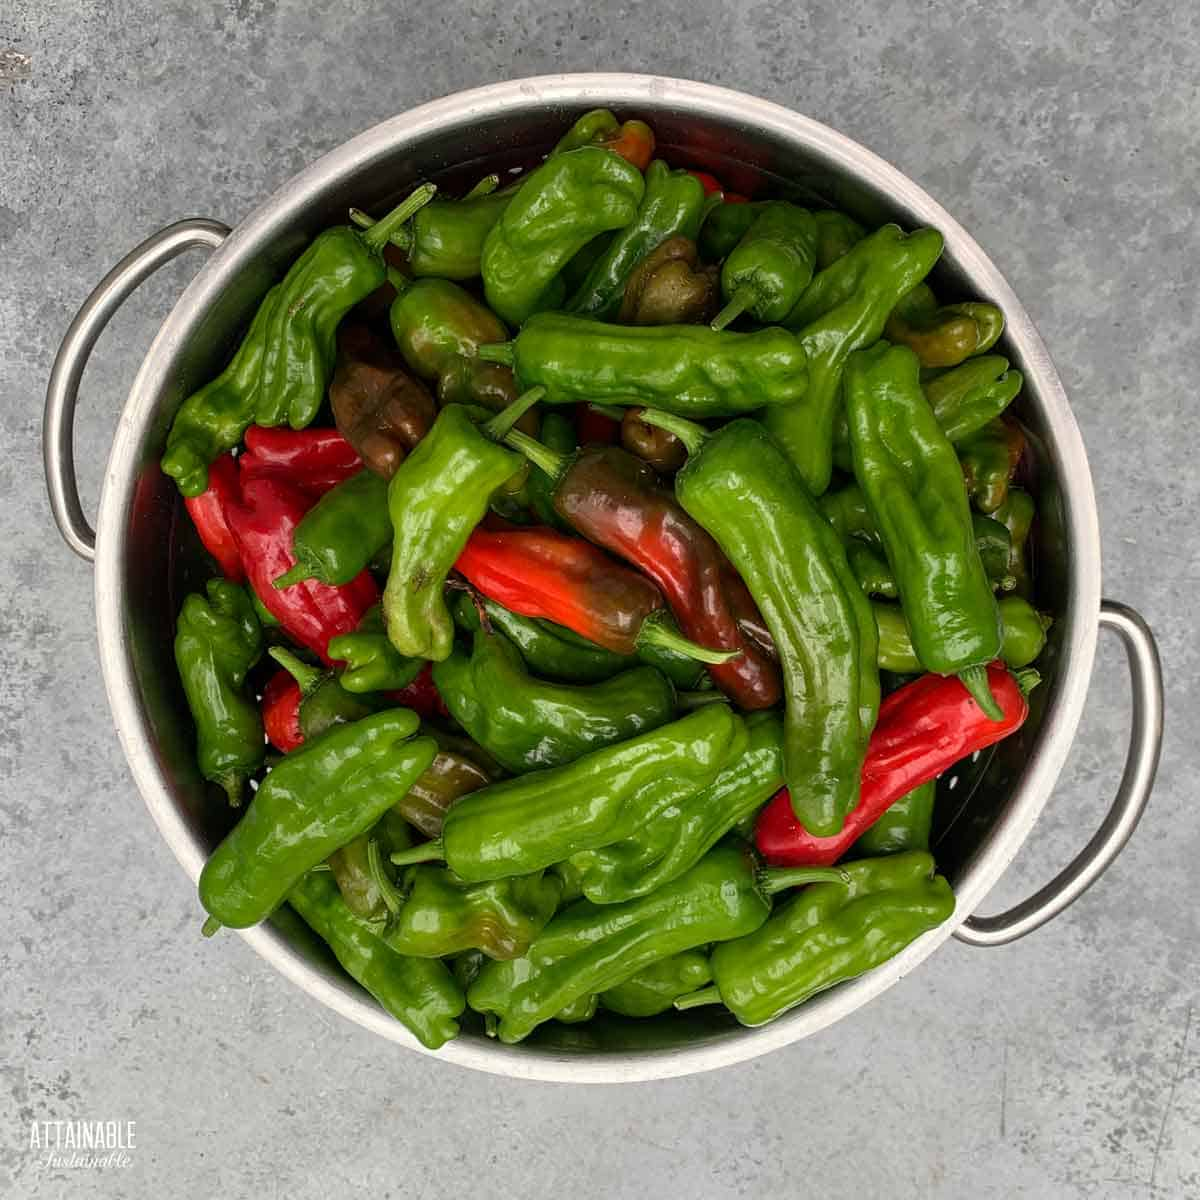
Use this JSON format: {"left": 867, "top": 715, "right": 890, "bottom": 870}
{"left": 43, "top": 218, "right": 230, "bottom": 562}
{"left": 955, "top": 600, "right": 1163, "bottom": 946}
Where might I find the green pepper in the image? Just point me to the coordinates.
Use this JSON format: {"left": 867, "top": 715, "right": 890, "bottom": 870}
{"left": 467, "top": 843, "right": 844, "bottom": 1043}
{"left": 479, "top": 311, "right": 808, "bottom": 419}
{"left": 326, "top": 605, "right": 424, "bottom": 694}
{"left": 382, "top": 400, "right": 532, "bottom": 660}
{"left": 481, "top": 146, "right": 646, "bottom": 327}
{"left": 173, "top": 580, "right": 264, "bottom": 805}
{"left": 161, "top": 287, "right": 278, "bottom": 497}
{"left": 272, "top": 468, "right": 391, "bottom": 588}
{"left": 288, "top": 870, "right": 463, "bottom": 1050}
{"left": 433, "top": 601, "right": 676, "bottom": 773}
{"left": 639, "top": 412, "right": 878, "bottom": 840}
{"left": 527, "top": 411, "right": 577, "bottom": 529}
{"left": 813, "top": 209, "right": 866, "bottom": 269}
{"left": 873, "top": 595, "right": 1047, "bottom": 673}
{"left": 600, "top": 951, "right": 714, "bottom": 1018}
{"left": 553, "top": 994, "right": 599, "bottom": 1024}
{"left": 567, "top": 160, "right": 710, "bottom": 318}
{"left": 327, "top": 809, "right": 412, "bottom": 920}
{"left": 847, "top": 541, "right": 899, "bottom": 599}
{"left": 198, "top": 710, "right": 437, "bottom": 929}
{"left": 698, "top": 200, "right": 764, "bottom": 261}
{"left": 763, "top": 224, "right": 943, "bottom": 495}
{"left": 390, "top": 704, "right": 747, "bottom": 883}
{"left": 387, "top": 866, "right": 561, "bottom": 960}
{"left": 960, "top": 416, "right": 1025, "bottom": 513}
{"left": 884, "top": 282, "right": 1005, "bottom": 368}
{"left": 853, "top": 782, "right": 936, "bottom": 857}
{"left": 550, "top": 108, "right": 622, "bottom": 156}
{"left": 993, "top": 488, "right": 1036, "bottom": 598}
{"left": 844, "top": 342, "right": 1002, "bottom": 717}
{"left": 711, "top": 202, "right": 818, "bottom": 330}
{"left": 568, "top": 710, "right": 785, "bottom": 903}
{"left": 676, "top": 851, "right": 954, "bottom": 1027}
{"left": 268, "top": 646, "right": 385, "bottom": 738}
{"left": 350, "top": 191, "right": 511, "bottom": 280}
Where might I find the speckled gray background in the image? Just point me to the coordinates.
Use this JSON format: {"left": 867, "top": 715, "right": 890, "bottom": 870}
{"left": 2, "top": 1, "right": 1197, "bottom": 1196}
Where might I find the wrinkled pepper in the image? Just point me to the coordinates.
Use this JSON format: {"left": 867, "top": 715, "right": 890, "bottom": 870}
{"left": 960, "top": 415, "right": 1026, "bottom": 513}
{"left": 183, "top": 452, "right": 246, "bottom": 581}
{"left": 550, "top": 108, "right": 655, "bottom": 170}
{"left": 266, "top": 646, "right": 386, "bottom": 742}
{"left": 326, "top": 809, "right": 412, "bottom": 920}
{"left": 324, "top": 605, "right": 421, "bottom": 694}
{"left": 481, "top": 146, "right": 646, "bottom": 326}
{"left": 853, "top": 781, "right": 935, "bottom": 857}
{"left": 395, "top": 738, "right": 493, "bottom": 841}
{"left": 174, "top": 579, "right": 264, "bottom": 804}
{"left": 600, "top": 951, "right": 714, "bottom": 1018}
{"left": 261, "top": 667, "right": 305, "bottom": 753}
{"left": 676, "top": 851, "right": 953, "bottom": 1026}
{"left": 844, "top": 342, "right": 1003, "bottom": 717}
{"left": 618, "top": 236, "right": 719, "bottom": 326}
{"left": 993, "top": 488, "right": 1036, "bottom": 598}
{"left": 199, "top": 709, "right": 436, "bottom": 929}
{"left": 885, "top": 282, "right": 1005, "bottom": 368}
{"left": 478, "top": 311, "right": 809, "bottom": 418}
{"left": 240, "top": 424, "right": 363, "bottom": 486}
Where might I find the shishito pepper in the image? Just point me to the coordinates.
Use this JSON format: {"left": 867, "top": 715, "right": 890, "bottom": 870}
{"left": 884, "top": 282, "right": 1005, "bottom": 368}
{"left": 326, "top": 809, "right": 412, "bottom": 920}
{"left": 993, "top": 488, "right": 1036, "bottom": 598}
{"left": 844, "top": 342, "right": 1003, "bottom": 717}
{"left": 467, "top": 843, "right": 845, "bottom": 1043}
{"left": 183, "top": 452, "right": 246, "bottom": 581}
{"left": 395, "top": 732, "right": 493, "bottom": 840}
{"left": 960, "top": 415, "right": 1026, "bottom": 513}
{"left": 568, "top": 160, "right": 711, "bottom": 318}
{"left": 568, "top": 710, "right": 786, "bottom": 904}
{"left": 389, "top": 705, "right": 747, "bottom": 883}
{"left": 387, "top": 866, "right": 561, "bottom": 960}
{"left": 433, "top": 599, "right": 676, "bottom": 772}
{"left": 711, "top": 202, "right": 818, "bottom": 331}
{"left": 174, "top": 579, "right": 264, "bottom": 805}
{"left": 600, "top": 951, "right": 714, "bottom": 1018}
{"left": 481, "top": 146, "right": 646, "bottom": 327}
{"left": 699, "top": 204, "right": 863, "bottom": 270}
{"left": 266, "top": 646, "right": 385, "bottom": 740}
{"left": 503, "top": 434, "right": 780, "bottom": 709}
{"left": 199, "top": 710, "right": 436, "bottom": 929}
{"left": 550, "top": 108, "right": 656, "bottom": 170}
{"left": 478, "top": 311, "right": 809, "bottom": 419}
{"left": 853, "top": 781, "right": 935, "bottom": 856}
{"left": 638, "top": 411, "right": 878, "bottom": 839}
{"left": 381, "top": 396, "right": 539, "bottom": 661}
{"left": 326, "top": 605, "right": 423, "bottom": 694}
{"left": 620, "top": 405, "right": 687, "bottom": 473}
{"left": 289, "top": 870, "right": 463, "bottom": 1050}
{"left": 674, "top": 851, "right": 953, "bottom": 1027}
{"left": 762, "top": 224, "right": 944, "bottom": 495}
{"left": 238, "top": 424, "right": 363, "bottom": 490}
{"left": 617, "top": 237, "right": 719, "bottom": 326}
{"left": 813, "top": 209, "right": 867, "bottom": 269}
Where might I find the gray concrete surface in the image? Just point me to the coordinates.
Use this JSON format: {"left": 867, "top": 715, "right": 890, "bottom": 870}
{"left": 2, "top": 1, "right": 1197, "bottom": 1196}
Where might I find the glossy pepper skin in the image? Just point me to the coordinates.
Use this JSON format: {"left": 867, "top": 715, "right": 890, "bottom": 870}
{"left": 568, "top": 160, "right": 710, "bottom": 318}
{"left": 395, "top": 742, "right": 492, "bottom": 840}
{"left": 481, "top": 146, "right": 646, "bottom": 327}
{"left": 845, "top": 343, "right": 1002, "bottom": 715}
{"left": 174, "top": 580, "right": 264, "bottom": 804}
{"left": 813, "top": 209, "right": 867, "bottom": 269}
{"left": 527, "top": 411, "right": 577, "bottom": 528}
{"left": 467, "top": 844, "right": 770, "bottom": 1043}
{"left": 756, "top": 663, "right": 1031, "bottom": 866}
{"left": 479, "top": 311, "right": 808, "bottom": 419}
{"left": 654, "top": 415, "right": 879, "bottom": 839}
{"left": 434, "top": 601, "right": 676, "bottom": 773}
{"left": 289, "top": 870, "right": 463, "bottom": 1050}
{"left": 326, "top": 605, "right": 423, "bottom": 694}
{"left": 326, "top": 808, "right": 412, "bottom": 920}
{"left": 689, "top": 851, "right": 954, "bottom": 1027}
{"left": 885, "top": 282, "right": 1005, "bottom": 368}
{"left": 763, "top": 225, "right": 944, "bottom": 495}
{"left": 711, "top": 202, "right": 818, "bottom": 330}
{"left": 853, "top": 781, "right": 935, "bottom": 856}
{"left": 267, "top": 647, "right": 386, "bottom": 742}
{"left": 198, "top": 710, "right": 436, "bottom": 928}
{"left": 395, "top": 705, "right": 746, "bottom": 883}
{"left": 382, "top": 404, "right": 522, "bottom": 661}
{"left": 550, "top": 108, "right": 656, "bottom": 170}
{"left": 329, "top": 324, "right": 436, "bottom": 478}
{"left": 224, "top": 474, "right": 379, "bottom": 665}
{"left": 387, "top": 866, "right": 561, "bottom": 960}
{"left": 993, "top": 489, "right": 1036, "bottom": 598}
{"left": 161, "top": 286, "right": 278, "bottom": 497}
{"left": 261, "top": 668, "right": 304, "bottom": 753}
{"left": 698, "top": 200, "right": 763, "bottom": 261}
{"left": 618, "top": 237, "right": 719, "bottom": 326}
{"left": 600, "top": 951, "right": 713, "bottom": 1018}
{"left": 511, "top": 437, "right": 780, "bottom": 709}
{"left": 239, "top": 424, "right": 363, "bottom": 487}
{"left": 620, "top": 406, "right": 687, "bottom": 473}
{"left": 569, "top": 710, "right": 785, "bottom": 904}
{"left": 960, "top": 415, "right": 1026, "bottom": 514}
{"left": 183, "top": 452, "right": 246, "bottom": 581}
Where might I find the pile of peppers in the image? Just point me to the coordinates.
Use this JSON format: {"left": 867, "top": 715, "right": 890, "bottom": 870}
{"left": 167, "top": 108, "right": 1046, "bottom": 1050}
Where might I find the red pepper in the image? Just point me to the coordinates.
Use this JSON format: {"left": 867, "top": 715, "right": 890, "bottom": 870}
{"left": 224, "top": 474, "right": 378, "bottom": 665}
{"left": 386, "top": 663, "right": 448, "bottom": 720}
{"left": 261, "top": 669, "right": 304, "bottom": 752}
{"left": 756, "top": 663, "right": 1030, "bottom": 866}
{"left": 239, "top": 426, "right": 362, "bottom": 497}
{"left": 687, "top": 170, "right": 726, "bottom": 197}
{"left": 183, "top": 452, "right": 245, "bottom": 582}
{"left": 574, "top": 403, "right": 620, "bottom": 447}
{"left": 597, "top": 120, "right": 656, "bottom": 171}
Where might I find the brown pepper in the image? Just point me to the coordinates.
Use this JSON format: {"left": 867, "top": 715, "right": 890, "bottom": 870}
{"left": 618, "top": 236, "right": 719, "bottom": 326}
{"left": 620, "top": 406, "right": 687, "bottom": 474}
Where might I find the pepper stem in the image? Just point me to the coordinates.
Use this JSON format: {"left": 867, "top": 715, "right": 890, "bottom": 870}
{"left": 588, "top": 403, "right": 626, "bottom": 421}
{"left": 673, "top": 986, "right": 721, "bottom": 1011}
{"left": 1015, "top": 667, "right": 1041, "bottom": 696}
{"left": 350, "top": 207, "right": 411, "bottom": 248}
{"left": 502, "top": 427, "right": 568, "bottom": 481}
{"left": 201, "top": 916, "right": 223, "bottom": 938}
{"left": 675, "top": 690, "right": 730, "bottom": 711}
{"left": 389, "top": 840, "right": 446, "bottom": 867}
{"left": 385, "top": 266, "right": 415, "bottom": 298}
{"left": 635, "top": 409, "right": 709, "bottom": 457}
{"left": 464, "top": 173, "right": 500, "bottom": 198}
{"left": 367, "top": 838, "right": 405, "bottom": 919}
{"left": 758, "top": 866, "right": 851, "bottom": 896}
{"left": 483, "top": 387, "right": 546, "bottom": 442}
{"left": 958, "top": 664, "right": 1005, "bottom": 720}
{"left": 269, "top": 646, "right": 324, "bottom": 696}
{"left": 637, "top": 611, "right": 741, "bottom": 666}
{"left": 272, "top": 561, "right": 313, "bottom": 590}
{"left": 710, "top": 285, "right": 756, "bottom": 332}
{"left": 357, "top": 183, "right": 438, "bottom": 254}
{"left": 477, "top": 342, "right": 515, "bottom": 367}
